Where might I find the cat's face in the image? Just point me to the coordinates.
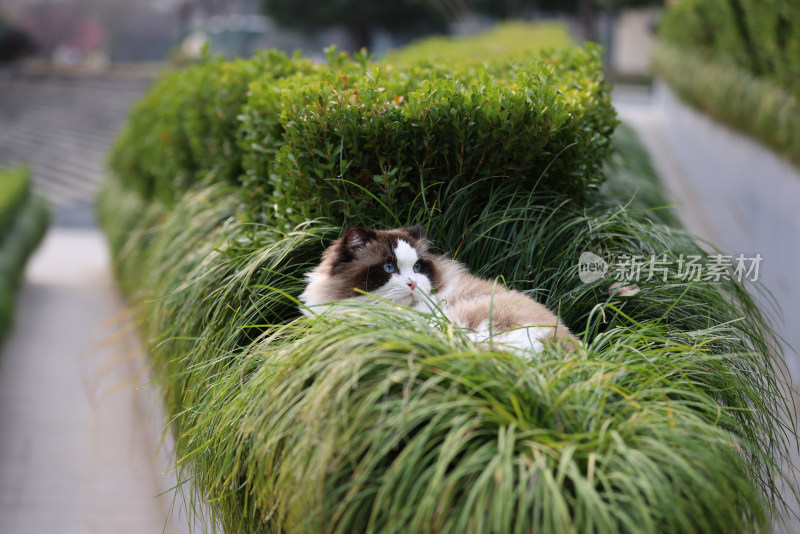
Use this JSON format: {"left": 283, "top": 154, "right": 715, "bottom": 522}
{"left": 305, "top": 226, "right": 442, "bottom": 308}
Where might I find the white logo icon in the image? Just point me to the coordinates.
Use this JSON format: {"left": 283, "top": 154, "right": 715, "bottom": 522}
{"left": 578, "top": 251, "right": 608, "bottom": 283}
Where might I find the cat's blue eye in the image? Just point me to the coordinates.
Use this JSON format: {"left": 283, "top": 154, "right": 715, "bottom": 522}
{"left": 413, "top": 262, "right": 422, "bottom": 273}
{"left": 383, "top": 263, "right": 395, "bottom": 273}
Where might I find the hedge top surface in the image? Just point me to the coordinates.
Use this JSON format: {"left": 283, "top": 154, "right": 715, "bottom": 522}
{"left": 383, "top": 21, "right": 574, "bottom": 67}
{"left": 109, "top": 50, "right": 320, "bottom": 203}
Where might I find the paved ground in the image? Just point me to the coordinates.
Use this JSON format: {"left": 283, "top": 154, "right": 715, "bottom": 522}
{"left": 0, "top": 72, "right": 195, "bottom": 533}
{"left": 0, "top": 229, "right": 188, "bottom": 534}
{"left": 0, "top": 72, "right": 149, "bottom": 215}
{"left": 614, "top": 82, "right": 800, "bottom": 532}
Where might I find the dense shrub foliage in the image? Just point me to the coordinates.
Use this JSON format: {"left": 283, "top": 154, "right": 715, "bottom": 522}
{"left": 263, "top": 46, "right": 615, "bottom": 227}
{"left": 110, "top": 25, "right": 616, "bottom": 222}
{"left": 655, "top": 0, "right": 800, "bottom": 165}
{"left": 102, "top": 23, "right": 794, "bottom": 534}
{"left": 0, "top": 167, "right": 48, "bottom": 337}
{"left": 109, "top": 51, "right": 320, "bottom": 203}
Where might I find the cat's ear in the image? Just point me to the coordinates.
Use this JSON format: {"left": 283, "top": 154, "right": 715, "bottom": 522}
{"left": 344, "top": 226, "right": 374, "bottom": 249}
{"left": 405, "top": 225, "right": 425, "bottom": 240}
{"left": 337, "top": 226, "right": 374, "bottom": 262}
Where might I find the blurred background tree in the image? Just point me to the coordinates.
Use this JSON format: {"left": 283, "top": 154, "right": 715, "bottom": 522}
{"left": 259, "top": 0, "right": 447, "bottom": 51}
{"left": 0, "top": 11, "right": 37, "bottom": 63}
{"left": 258, "top": 0, "right": 662, "bottom": 54}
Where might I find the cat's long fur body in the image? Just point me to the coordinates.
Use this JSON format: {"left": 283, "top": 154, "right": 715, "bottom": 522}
{"left": 300, "top": 226, "right": 580, "bottom": 354}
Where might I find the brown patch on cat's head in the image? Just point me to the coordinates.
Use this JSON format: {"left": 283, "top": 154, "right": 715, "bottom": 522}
{"left": 317, "top": 226, "right": 441, "bottom": 299}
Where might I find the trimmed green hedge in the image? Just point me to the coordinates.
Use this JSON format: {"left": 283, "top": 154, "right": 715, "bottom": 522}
{"left": 110, "top": 27, "right": 617, "bottom": 223}
{"left": 109, "top": 51, "right": 321, "bottom": 203}
{"left": 102, "top": 22, "right": 793, "bottom": 534}
{"left": 0, "top": 165, "right": 31, "bottom": 236}
{"left": 0, "top": 167, "right": 49, "bottom": 338}
{"left": 263, "top": 46, "right": 615, "bottom": 228}
{"left": 654, "top": 0, "right": 800, "bottom": 166}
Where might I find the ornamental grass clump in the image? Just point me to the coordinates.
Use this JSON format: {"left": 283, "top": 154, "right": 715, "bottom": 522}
{"left": 99, "top": 168, "right": 793, "bottom": 533}
{"left": 181, "top": 305, "right": 772, "bottom": 533}
{"left": 100, "top": 22, "right": 795, "bottom": 534}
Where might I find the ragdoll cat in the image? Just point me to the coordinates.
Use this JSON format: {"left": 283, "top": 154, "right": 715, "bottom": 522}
{"left": 299, "top": 226, "right": 580, "bottom": 354}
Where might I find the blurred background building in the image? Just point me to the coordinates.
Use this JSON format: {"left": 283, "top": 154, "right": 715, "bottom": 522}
{"left": 0, "top": 0, "right": 662, "bottom": 76}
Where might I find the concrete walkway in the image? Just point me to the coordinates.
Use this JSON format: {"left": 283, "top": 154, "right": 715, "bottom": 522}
{"left": 0, "top": 73, "right": 149, "bottom": 210}
{"left": 0, "top": 227, "right": 190, "bottom": 534}
{"left": 0, "top": 72, "right": 193, "bottom": 533}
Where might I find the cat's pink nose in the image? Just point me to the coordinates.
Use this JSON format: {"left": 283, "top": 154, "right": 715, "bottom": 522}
{"left": 407, "top": 281, "right": 416, "bottom": 291}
